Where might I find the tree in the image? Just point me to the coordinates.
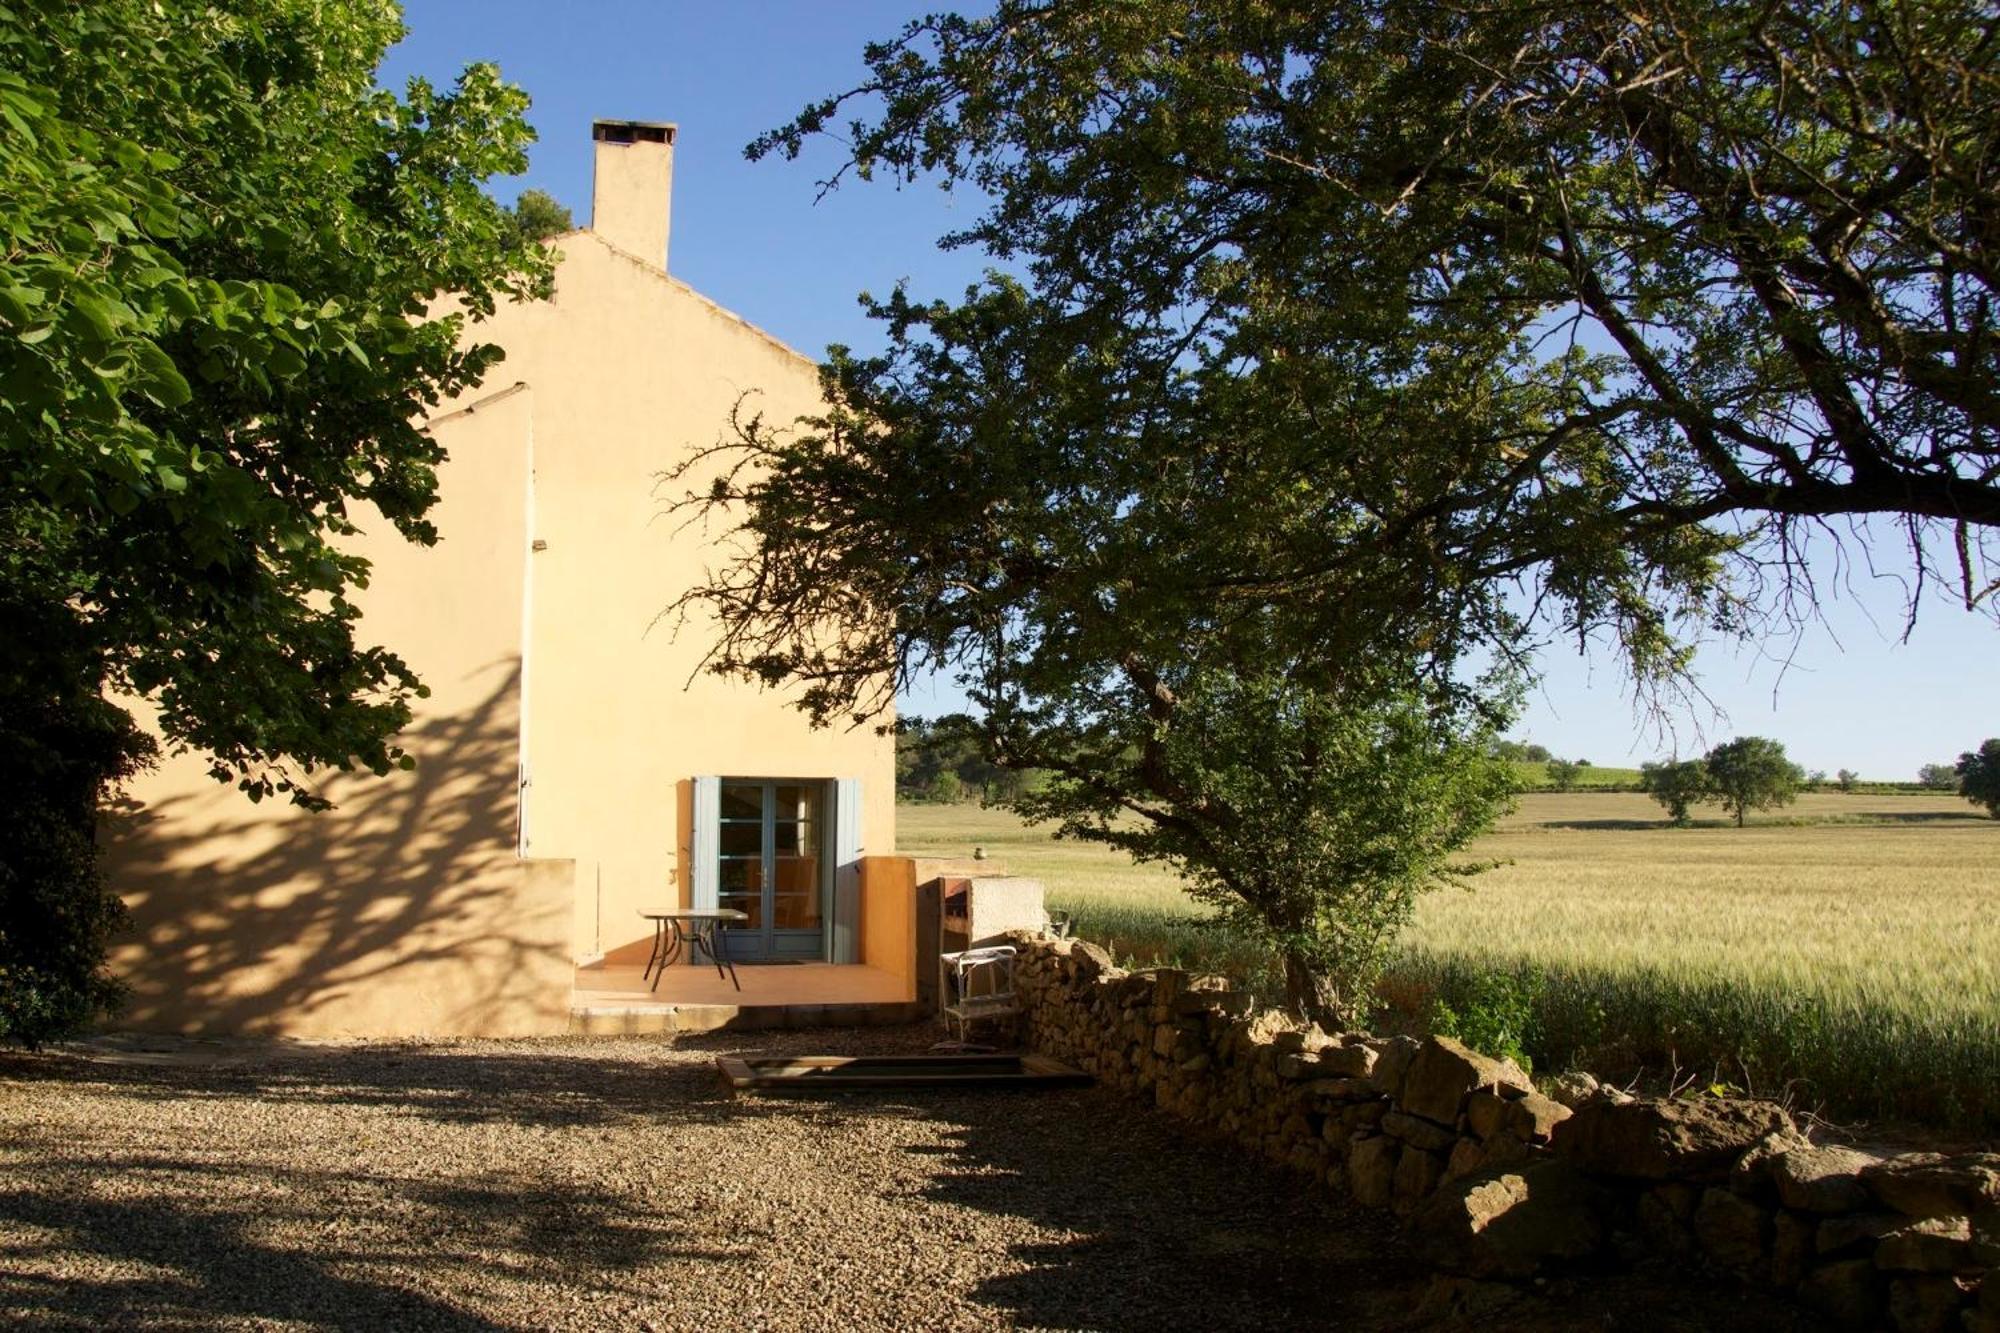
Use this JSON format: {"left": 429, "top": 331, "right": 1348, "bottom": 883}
{"left": 1015, "top": 669, "right": 1516, "bottom": 1027}
{"left": 1705, "top": 737, "right": 1806, "bottom": 827}
{"left": 748, "top": 0, "right": 2000, "bottom": 654}
{"left": 1836, "top": 768, "right": 1861, "bottom": 792}
{"left": 1919, "top": 762, "right": 1961, "bottom": 790}
{"left": 0, "top": 1, "right": 551, "bottom": 1042}
{"left": 507, "top": 188, "right": 573, "bottom": 245}
{"left": 678, "top": 0, "right": 2000, "bottom": 1014}
{"left": 1640, "top": 759, "right": 1710, "bottom": 827}
{"left": 1546, "top": 758, "right": 1582, "bottom": 791}
{"left": 1956, "top": 740, "right": 2000, "bottom": 818}
{"left": 927, "top": 769, "right": 966, "bottom": 805}
{"left": 0, "top": 616, "right": 154, "bottom": 1042}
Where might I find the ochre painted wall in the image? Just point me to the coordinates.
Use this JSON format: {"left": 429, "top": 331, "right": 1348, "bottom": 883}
{"left": 101, "top": 224, "right": 896, "bottom": 1035}
{"left": 103, "top": 390, "right": 575, "bottom": 1037}
{"left": 505, "top": 237, "right": 896, "bottom": 962}
{"left": 860, "top": 856, "right": 918, "bottom": 1001}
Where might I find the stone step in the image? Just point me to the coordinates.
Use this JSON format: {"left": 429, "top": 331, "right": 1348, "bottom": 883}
{"left": 568, "top": 1000, "right": 923, "bottom": 1036}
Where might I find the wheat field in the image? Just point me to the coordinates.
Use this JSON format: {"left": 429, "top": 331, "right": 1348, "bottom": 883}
{"left": 898, "top": 792, "right": 2000, "bottom": 1130}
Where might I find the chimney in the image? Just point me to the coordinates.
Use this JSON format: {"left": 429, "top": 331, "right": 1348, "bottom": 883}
{"left": 590, "top": 119, "right": 676, "bottom": 270}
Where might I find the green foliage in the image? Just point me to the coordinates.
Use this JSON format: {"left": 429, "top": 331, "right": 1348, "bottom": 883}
{"left": 0, "top": 596, "right": 155, "bottom": 1045}
{"left": 1016, "top": 669, "right": 1518, "bottom": 1028}
{"left": 1919, "top": 762, "right": 1960, "bottom": 790}
{"left": 903, "top": 794, "right": 2000, "bottom": 1131}
{"left": 750, "top": 0, "right": 2000, "bottom": 647}
{"left": 1545, "top": 758, "right": 1582, "bottom": 792}
{"left": 1836, "top": 768, "right": 1860, "bottom": 792}
{"left": 1956, "top": 739, "right": 2000, "bottom": 818}
{"left": 1508, "top": 760, "right": 1639, "bottom": 791}
{"left": 507, "top": 188, "right": 573, "bottom": 244}
{"left": 1395, "top": 946, "right": 1999, "bottom": 1132}
{"left": 1704, "top": 737, "right": 1806, "bottom": 828}
{"left": 1640, "top": 758, "right": 1711, "bottom": 826}
{"left": 0, "top": 0, "right": 550, "bottom": 1038}
{"left": 896, "top": 714, "right": 1038, "bottom": 803}
{"left": 1425, "top": 965, "right": 1542, "bottom": 1074}
{"left": 678, "top": 0, "right": 2000, "bottom": 1022}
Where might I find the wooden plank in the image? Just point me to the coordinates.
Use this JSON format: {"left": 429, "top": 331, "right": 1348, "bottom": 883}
{"left": 715, "top": 1052, "right": 1092, "bottom": 1094}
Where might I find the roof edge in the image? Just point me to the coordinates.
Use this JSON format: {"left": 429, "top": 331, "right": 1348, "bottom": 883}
{"left": 579, "top": 231, "right": 821, "bottom": 372}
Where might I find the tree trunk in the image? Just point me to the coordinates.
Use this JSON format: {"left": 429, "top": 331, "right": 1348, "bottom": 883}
{"left": 1281, "top": 948, "right": 1344, "bottom": 1032}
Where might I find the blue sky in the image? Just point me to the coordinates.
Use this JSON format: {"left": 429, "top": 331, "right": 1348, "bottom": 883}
{"left": 381, "top": 1, "right": 1994, "bottom": 780}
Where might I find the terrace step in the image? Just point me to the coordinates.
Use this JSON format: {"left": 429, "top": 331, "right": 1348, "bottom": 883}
{"left": 568, "top": 1000, "right": 924, "bottom": 1036}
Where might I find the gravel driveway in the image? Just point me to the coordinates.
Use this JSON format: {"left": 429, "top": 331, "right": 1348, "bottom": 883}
{"left": 1, "top": 1026, "right": 1805, "bottom": 1331}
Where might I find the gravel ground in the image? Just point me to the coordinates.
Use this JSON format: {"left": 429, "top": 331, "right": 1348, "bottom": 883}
{"left": 1, "top": 1026, "right": 1809, "bottom": 1331}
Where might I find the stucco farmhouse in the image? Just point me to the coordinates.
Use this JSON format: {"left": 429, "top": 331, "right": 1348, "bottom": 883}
{"left": 102, "top": 121, "right": 903, "bottom": 1037}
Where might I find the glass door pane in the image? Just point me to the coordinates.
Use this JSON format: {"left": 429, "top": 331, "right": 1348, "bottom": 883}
{"left": 770, "top": 784, "right": 823, "bottom": 931}
{"left": 718, "top": 783, "right": 764, "bottom": 931}
{"left": 714, "top": 780, "right": 828, "bottom": 959}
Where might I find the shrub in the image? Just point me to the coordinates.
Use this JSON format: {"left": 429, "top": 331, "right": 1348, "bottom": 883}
{"left": 1424, "top": 964, "right": 1542, "bottom": 1073}
{"left": 0, "top": 605, "right": 155, "bottom": 1045}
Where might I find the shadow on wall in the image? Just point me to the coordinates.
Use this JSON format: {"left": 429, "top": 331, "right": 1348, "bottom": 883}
{"left": 100, "top": 660, "right": 571, "bottom": 1037}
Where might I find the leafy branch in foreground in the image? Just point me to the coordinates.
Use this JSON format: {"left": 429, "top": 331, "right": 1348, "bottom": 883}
{"left": 0, "top": 0, "right": 551, "bottom": 1041}
{"left": 756, "top": 0, "right": 2000, "bottom": 624}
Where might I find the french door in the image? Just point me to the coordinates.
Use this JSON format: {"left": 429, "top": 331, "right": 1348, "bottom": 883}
{"left": 716, "top": 780, "right": 829, "bottom": 961}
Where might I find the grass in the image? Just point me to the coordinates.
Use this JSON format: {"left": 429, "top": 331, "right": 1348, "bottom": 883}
{"left": 898, "top": 792, "right": 2000, "bottom": 1132}
{"left": 1509, "top": 760, "right": 1643, "bottom": 789}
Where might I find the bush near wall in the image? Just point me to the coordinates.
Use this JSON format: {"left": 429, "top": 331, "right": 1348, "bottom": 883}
{"left": 1010, "top": 933, "right": 1998, "bottom": 1332}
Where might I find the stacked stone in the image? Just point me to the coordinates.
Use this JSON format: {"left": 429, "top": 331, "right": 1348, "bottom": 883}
{"left": 1008, "top": 932, "right": 1996, "bottom": 1332}
{"left": 1549, "top": 1098, "right": 1997, "bottom": 1330}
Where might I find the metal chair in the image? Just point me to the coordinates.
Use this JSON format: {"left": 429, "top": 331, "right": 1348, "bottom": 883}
{"left": 936, "top": 945, "right": 1021, "bottom": 1052}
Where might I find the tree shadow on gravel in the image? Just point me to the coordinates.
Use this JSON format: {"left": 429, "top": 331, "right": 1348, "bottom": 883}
{"left": 0, "top": 1039, "right": 792, "bottom": 1327}
{"left": 877, "top": 1085, "right": 1812, "bottom": 1332}
{"left": 890, "top": 1086, "right": 1427, "bottom": 1331}
{"left": 5, "top": 1040, "right": 750, "bottom": 1129}
{"left": 0, "top": 1183, "right": 511, "bottom": 1331}
{"left": 0, "top": 1092, "right": 760, "bottom": 1329}
{"left": 3, "top": 1032, "right": 1821, "bottom": 1331}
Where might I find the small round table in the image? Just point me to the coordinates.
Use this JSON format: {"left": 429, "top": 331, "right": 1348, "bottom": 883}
{"left": 640, "top": 908, "right": 749, "bottom": 992}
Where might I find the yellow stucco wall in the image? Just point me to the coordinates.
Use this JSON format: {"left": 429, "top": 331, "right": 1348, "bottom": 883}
{"left": 101, "top": 219, "right": 896, "bottom": 1035}
{"left": 104, "top": 390, "right": 575, "bottom": 1036}
{"left": 506, "top": 236, "right": 895, "bottom": 962}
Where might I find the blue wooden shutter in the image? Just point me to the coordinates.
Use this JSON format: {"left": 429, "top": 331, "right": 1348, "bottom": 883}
{"left": 831, "top": 777, "right": 862, "bottom": 963}
{"left": 692, "top": 775, "right": 720, "bottom": 912}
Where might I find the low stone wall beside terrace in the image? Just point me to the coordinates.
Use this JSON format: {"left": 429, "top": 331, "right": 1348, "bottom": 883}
{"left": 1009, "top": 932, "right": 1997, "bottom": 1333}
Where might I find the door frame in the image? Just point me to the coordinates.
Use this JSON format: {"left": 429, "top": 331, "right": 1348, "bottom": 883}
{"left": 714, "top": 777, "right": 831, "bottom": 962}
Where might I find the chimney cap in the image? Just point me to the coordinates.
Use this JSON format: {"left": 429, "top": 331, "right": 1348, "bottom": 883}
{"left": 593, "top": 119, "right": 677, "bottom": 145}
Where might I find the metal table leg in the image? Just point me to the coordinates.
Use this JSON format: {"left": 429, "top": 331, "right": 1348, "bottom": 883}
{"left": 646, "top": 917, "right": 687, "bottom": 993}
{"left": 690, "top": 923, "right": 740, "bottom": 992}
{"left": 643, "top": 916, "right": 666, "bottom": 988}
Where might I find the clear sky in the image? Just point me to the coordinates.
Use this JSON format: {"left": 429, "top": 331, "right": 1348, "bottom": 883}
{"left": 381, "top": 1, "right": 1994, "bottom": 781}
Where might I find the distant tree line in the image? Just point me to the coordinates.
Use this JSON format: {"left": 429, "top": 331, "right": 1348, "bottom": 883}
{"left": 896, "top": 715, "right": 1041, "bottom": 803}
{"left": 1640, "top": 737, "right": 2000, "bottom": 825}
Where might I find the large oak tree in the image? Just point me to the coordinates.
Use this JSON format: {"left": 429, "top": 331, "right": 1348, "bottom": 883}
{"left": 677, "top": 0, "right": 1999, "bottom": 1020}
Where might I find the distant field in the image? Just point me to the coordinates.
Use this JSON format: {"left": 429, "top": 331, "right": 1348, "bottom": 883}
{"left": 1508, "top": 760, "right": 1642, "bottom": 788}
{"left": 898, "top": 792, "right": 2000, "bottom": 1130}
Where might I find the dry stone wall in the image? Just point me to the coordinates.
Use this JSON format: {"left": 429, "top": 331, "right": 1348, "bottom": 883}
{"left": 1009, "top": 933, "right": 1997, "bottom": 1332}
